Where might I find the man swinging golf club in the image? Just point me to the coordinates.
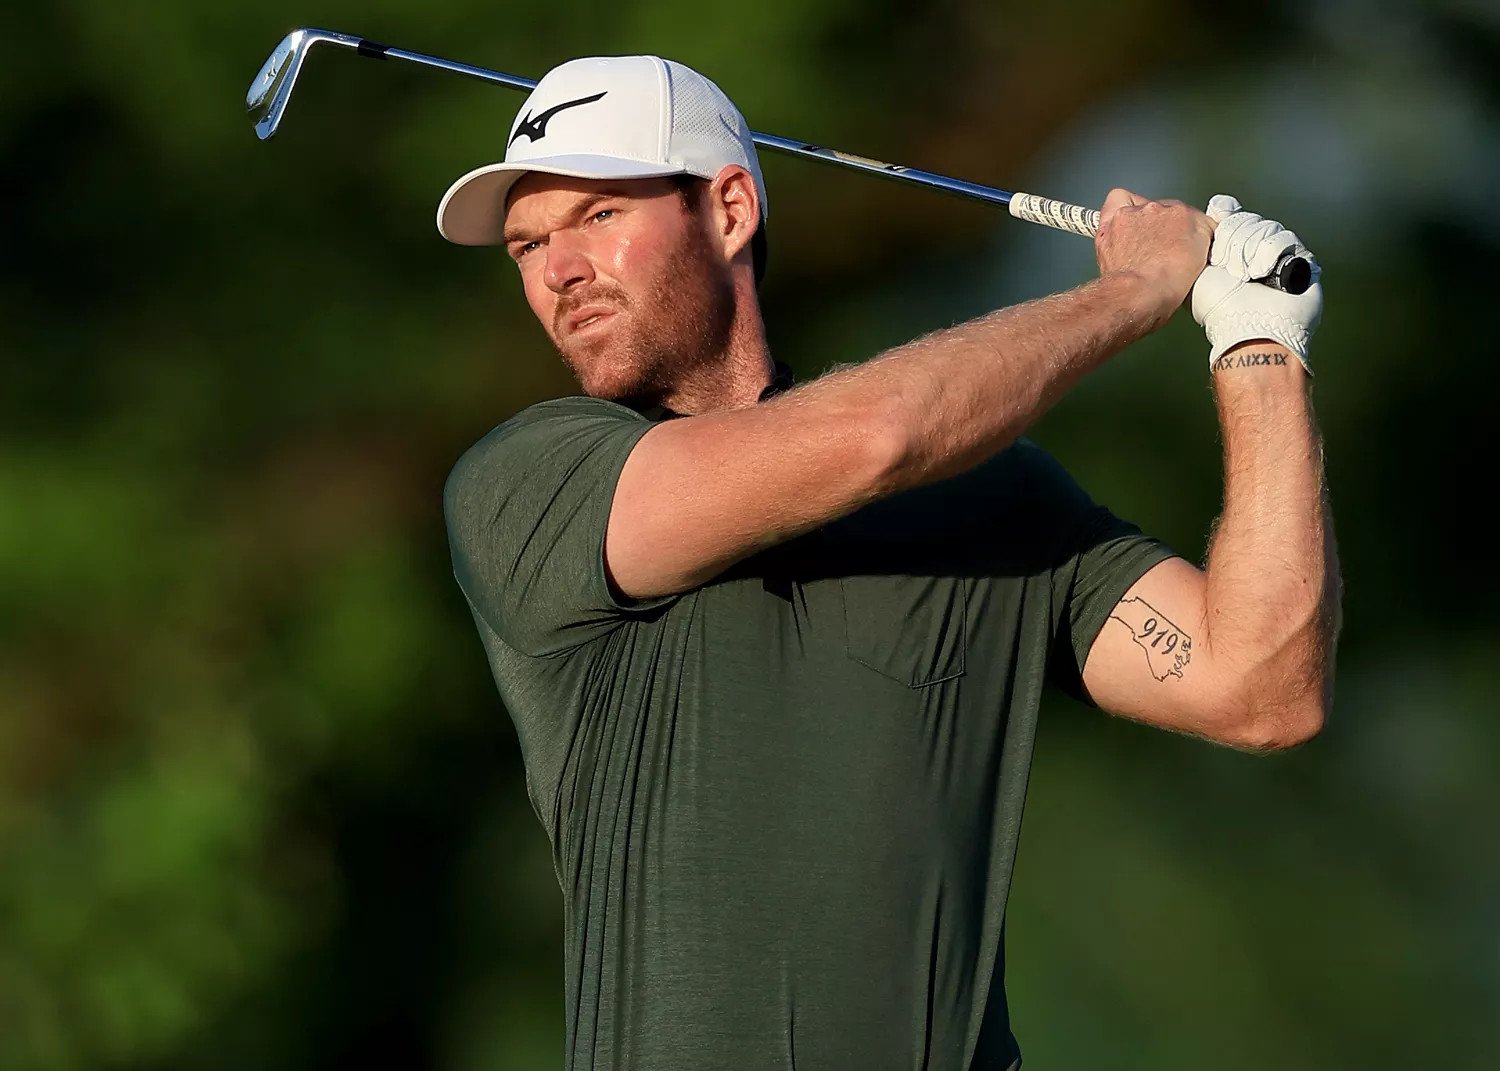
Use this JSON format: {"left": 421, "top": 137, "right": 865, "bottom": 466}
{"left": 441, "top": 54, "right": 1341, "bottom": 1071}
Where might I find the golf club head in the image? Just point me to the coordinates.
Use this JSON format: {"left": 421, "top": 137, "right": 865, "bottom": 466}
{"left": 247, "top": 29, "right": 307, "bottom": 139}
{"left": 247, "top": 28, "right": 365, "bottom": 139}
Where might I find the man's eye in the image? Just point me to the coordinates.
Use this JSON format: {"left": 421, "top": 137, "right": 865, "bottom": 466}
{"left": 517, "top": 240, "right": 541, "bottom": 258}
{"left": 591, "top": 209, "right": 615, "bottom": 223}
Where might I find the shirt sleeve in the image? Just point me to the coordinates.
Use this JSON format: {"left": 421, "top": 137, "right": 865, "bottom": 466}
{"left": 443, "top": 396, "right": 676, "bottom": 657}
{"left": 1013, "top": 440, "right": 1181, "bottom": 703}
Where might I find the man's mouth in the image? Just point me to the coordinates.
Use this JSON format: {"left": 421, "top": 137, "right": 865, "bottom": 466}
{"left": 565, "top": 307, "right": 615, "bottom": 334}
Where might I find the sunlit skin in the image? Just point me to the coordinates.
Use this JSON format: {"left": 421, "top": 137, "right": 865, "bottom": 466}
{"left": 502, "top": 167, "right": 774, "bottom": 414}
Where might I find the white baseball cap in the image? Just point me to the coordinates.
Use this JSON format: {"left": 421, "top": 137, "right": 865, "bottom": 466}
{"left": 436, "top": 55, "right": 768, "bottom": 245}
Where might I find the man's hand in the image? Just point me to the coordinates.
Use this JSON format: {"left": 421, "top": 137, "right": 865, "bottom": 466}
{"left": 1191, "top": 194, "right": 1323, "bottom": 372}
{"left": 1095, "top": 188, "right": 1215, "bottom": 328}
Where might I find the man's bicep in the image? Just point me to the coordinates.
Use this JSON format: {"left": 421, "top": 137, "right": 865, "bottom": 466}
{"left": 606, "top": 396, "right": 894, "bottom": 599}
{"left": 1080, "top": 557, "right": 1238, "bottom": 739}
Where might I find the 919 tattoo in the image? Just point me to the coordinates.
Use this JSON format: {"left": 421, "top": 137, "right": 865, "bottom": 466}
{"left": 1107, "top": 597, "right": 1194, "bottom": 681}
{"left": 1212, "top": 350, "right": 1288, "bottom": 374}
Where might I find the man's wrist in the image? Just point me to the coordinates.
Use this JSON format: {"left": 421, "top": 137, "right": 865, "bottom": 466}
{"left": 1096, "top": 269, "right": 1178, "bottom": 335}
{"left": 1210, "top": 340, "right": 1305, "bottom": 376}
{"left": 1209, "top": 343, "right": 1312, "bottom": 411}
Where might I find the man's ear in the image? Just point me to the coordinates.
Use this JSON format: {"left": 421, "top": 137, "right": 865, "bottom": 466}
{"left": 707, "top": 165, "right": 760, "bottom": 266}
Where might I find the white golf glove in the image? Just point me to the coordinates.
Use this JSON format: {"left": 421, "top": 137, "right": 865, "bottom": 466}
{"left": 1190, "top": 194, "right": 1322, "bottom": 373}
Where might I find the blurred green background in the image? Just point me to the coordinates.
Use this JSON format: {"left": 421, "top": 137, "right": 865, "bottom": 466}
{"left": 3, "top": 1, "right": 1495, "bottom": 1068}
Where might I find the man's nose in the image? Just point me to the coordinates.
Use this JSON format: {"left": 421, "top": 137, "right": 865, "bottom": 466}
{"left": 543, "top": 234, "right": 594, "bottom": 293}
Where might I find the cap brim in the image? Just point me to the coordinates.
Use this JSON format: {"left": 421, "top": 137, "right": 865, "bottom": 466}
{"left": 436, "top": 155, "right": 692, "bottom": 246}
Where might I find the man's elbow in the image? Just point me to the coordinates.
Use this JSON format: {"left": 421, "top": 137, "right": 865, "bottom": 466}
{"left": 1213, "top": 616, "right": 1337, "bottom": 753}
{"left": 1216, "top": 678, "right": 1328, "bottom": 752}
{"left": 864, "top": 394, "right": 920, "bottom": 498}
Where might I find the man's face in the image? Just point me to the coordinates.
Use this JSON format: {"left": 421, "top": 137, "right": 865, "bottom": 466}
{"left": 502, "top": 173, "right": 735, "bottom": 406}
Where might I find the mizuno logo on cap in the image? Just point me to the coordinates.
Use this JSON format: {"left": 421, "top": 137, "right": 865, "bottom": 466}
{"left": 509, "top": 91, "right": 608, "bottom": 147}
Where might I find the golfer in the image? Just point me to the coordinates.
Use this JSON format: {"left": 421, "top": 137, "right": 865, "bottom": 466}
{"left": 440, "top": 55, "right": 1340, "bottom": 1071}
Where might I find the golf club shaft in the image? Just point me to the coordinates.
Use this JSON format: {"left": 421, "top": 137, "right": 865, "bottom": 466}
{"left": 249, "top": 28, "right": 1312, "bottom": 294}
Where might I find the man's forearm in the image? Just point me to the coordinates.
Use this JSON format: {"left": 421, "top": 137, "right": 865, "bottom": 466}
{"left": 798, "top": 271, "right": 1163, "bottom": 494}
{"left": 1203, "top": 345, "right": 1341, "bottom": 724}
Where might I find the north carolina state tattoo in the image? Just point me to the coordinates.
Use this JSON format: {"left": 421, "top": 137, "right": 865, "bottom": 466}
{"left": 1108, "top": 597, "right": 1194, "bottom": 681}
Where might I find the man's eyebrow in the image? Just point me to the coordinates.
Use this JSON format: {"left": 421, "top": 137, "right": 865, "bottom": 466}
{"left": 502, "top": 191, "right": 622, "bottom": 245}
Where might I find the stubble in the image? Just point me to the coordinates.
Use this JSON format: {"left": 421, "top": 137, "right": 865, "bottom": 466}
{"left": 554, "top": 217, "right": 736, "bottom": 408}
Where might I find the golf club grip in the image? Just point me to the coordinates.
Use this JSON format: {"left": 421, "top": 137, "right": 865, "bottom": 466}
{"left": 1008, "top": 193, "right": 1312, "bottom": 295}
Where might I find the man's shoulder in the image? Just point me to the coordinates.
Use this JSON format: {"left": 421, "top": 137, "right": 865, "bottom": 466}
{"left": 444, "top": 394, "right": 646, "bottom": 502}
{"left": 467, "top": 394, "right": 645, "bottom": 454}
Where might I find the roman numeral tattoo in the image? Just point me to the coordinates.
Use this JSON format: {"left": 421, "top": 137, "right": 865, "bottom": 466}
{"left": 1212, "top": 350, "right": 1289, "bottom": 374}
{"left": 1107, "top": 597, "right": 1194, "bottom": 681}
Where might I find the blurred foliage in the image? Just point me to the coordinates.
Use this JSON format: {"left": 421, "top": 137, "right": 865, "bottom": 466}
{"left": 2, "top": 0, "right": 1496, "bottom": 1068}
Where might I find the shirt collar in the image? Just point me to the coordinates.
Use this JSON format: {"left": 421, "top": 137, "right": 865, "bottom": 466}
{"left": 639, "top": 361, "right": 796, "bottom": 423}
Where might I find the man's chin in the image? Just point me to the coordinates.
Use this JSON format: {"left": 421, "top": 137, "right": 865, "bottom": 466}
{"left": 588, "top": 378, "right": 660, "bottom": 409}
{"left": 566, "top": 354, "right": 660, "bottom": 408}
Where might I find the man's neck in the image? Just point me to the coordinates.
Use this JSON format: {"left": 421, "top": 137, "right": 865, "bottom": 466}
{"left": 655, "top": 292, "right": 775, "bottom": 417}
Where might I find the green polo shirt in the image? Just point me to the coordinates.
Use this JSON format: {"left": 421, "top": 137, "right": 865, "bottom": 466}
{"left": 444, "top": 393, "right": 1176, "bottom": 1071}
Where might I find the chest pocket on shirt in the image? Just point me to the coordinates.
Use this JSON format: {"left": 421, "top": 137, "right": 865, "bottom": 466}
{"left": 840, "top": 574, "right": 967, "bottom": 687}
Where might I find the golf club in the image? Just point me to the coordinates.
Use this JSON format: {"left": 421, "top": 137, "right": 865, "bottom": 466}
{"left": 247, "top": 27, "right": 1313, "bottom": 294}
